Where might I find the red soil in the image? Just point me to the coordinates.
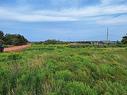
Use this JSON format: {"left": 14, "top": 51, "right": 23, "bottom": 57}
{"left": 4, "top": 44, "right": 31, "bottom": 52}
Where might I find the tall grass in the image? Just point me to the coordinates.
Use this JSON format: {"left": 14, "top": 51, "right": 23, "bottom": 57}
{"left": 0, "top": 44, "right": 127, "bottom": 95}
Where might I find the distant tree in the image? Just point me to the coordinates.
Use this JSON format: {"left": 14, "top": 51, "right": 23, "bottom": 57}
{"left": 121, "top": 34, "right": 127, "bottom": 44}
{"left": 4, "top": 34, "right": 28, "bottom": 45}
{"left": 0, "top": 31, "right": 4, "bottom": 40}
{"left": 44, "top": 39, "right": 63, "bottom": 44}
{"left": 0, "top": 31, "right": 4, "bottom": 45}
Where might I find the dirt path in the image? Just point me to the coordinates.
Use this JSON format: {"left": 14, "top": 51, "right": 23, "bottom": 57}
{"left": 4, "top": 44, "right": 31, "bottom": 52}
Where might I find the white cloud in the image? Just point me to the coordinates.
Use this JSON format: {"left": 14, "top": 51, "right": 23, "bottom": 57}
{"left": 0, "top": 7, "right": 77, "bottom": 22}
{"left": 97, "top": 15, "right": 127, "bottom": 25}
{"left": 0, "top": 2, "right": 127, "bottom": 25}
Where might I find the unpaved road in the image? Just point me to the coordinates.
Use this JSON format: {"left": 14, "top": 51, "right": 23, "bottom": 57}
{"left": 4, "top": 44, "right": 31, "bottom": 52}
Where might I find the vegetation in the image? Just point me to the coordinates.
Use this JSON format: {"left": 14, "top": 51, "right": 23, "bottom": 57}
{"left": 44, "top": 39, "right": 65, "bottom": 44}
{"left": 0, "top": 31, "right": 4, "bottom": 40}
{"left": 122, "top": 34, "right": 127, "bottom": 44}
{"left": 0, "top": 44, "right": 127, "bottom": 95}
{"left": 0, "top": 31, "right": 28, "bottom": 45}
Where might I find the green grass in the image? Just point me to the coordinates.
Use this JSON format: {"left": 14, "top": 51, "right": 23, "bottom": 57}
{"left": 0, "top": 44, "right": 127, "bottom": 95}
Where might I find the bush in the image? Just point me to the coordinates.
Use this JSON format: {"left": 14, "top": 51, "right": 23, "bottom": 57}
{"left": 121, "top": 34, "right": 127, "bottom": 44}
{"left": 0, "top": 30, "right": 28, "bottom": 46}
{"left": 4, "top": 34, "right": 28, "bottom": 45}
{"left": 44, "top": 40, "right": 64, "bottom": 44}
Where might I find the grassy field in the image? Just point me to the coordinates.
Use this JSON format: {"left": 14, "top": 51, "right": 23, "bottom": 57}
{"left": 0, "top": 44, "right": 127, "bottom": 95}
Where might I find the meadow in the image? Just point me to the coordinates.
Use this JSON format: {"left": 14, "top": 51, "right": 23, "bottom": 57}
{"left": 0, "top": 44, "right": 127, "bottom": 95}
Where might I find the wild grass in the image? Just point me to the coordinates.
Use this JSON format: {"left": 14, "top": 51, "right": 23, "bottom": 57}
{"left": 0, "top": 44, "right": 127, "bottom": 95}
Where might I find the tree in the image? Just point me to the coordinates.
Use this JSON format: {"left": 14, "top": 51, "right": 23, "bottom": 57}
{"left": 44, "top": 39, "right": 63, "bottom": 44}
{"left": 121, "top": 34, "right": 127, "bottom": 44}
{"left": 0, "top": 31, "right": 4, "bottom": 40}
{"left": 4, "top": 34, "right": 28, "bottom": 45}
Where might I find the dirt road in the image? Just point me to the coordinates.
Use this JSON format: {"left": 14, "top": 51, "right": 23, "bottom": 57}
{"left": 4, "top": 44, "right": 31, "bottom": 52}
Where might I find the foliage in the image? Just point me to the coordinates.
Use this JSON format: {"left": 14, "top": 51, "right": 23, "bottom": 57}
{"left": 0, "top": 31, "right": 4, "bottom": 40}
{"left": 0, "top": 30, "right": 28, "bottom": 45}
{"left": 64, "top": 81, "right": 97, "bottom": 95}
{"left": 4, "top": 34, "right": 28, "bottom": 45}
{"left": 0, "top": 44, "right": 127, "bottom": 95}
{"left": 44, "top": 39, "right": 66, "bottom": 44}
{"left": 122, "top": 34, "right": 127, "bottom": 44}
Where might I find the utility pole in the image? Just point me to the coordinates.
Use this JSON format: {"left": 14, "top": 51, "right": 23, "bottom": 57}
{"left": 106, "top": 27, "right": 109, "bottom": 44}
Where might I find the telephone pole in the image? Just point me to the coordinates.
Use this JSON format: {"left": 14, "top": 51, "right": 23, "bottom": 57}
{"left": 106, "top": 27, "right": 109, "bottom": 44}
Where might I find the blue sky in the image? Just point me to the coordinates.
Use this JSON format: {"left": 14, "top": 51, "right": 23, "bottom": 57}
{"left": 0, "top": 0, "right": 127, "bottom": 41}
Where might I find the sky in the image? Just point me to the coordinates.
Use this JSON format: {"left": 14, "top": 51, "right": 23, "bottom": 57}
{"left": 0, "top": 0, "right": 127, "bottom": 41}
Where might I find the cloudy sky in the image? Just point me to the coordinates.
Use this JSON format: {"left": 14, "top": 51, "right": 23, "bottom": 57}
{"left": 0, "top": 0, "right": 127, "bottom": 41}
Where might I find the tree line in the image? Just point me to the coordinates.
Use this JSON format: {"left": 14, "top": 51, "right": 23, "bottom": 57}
{"left": 35, "top": 34, "right": 127, "bottom": 45}
{"left": 0, "top": 31, "right": 28, "bottom": 46}
{"left": 0, "top": 30, "right": 127, "bottom": 45}
{"left": 121, "top": 34, "right": 127, "bottom": 44}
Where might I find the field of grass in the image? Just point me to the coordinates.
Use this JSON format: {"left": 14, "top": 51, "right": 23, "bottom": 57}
{"left": 0, "top": 44, "right": 127, "bottom": 95}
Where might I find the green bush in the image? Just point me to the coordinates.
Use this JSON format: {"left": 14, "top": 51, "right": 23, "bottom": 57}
{"left": 4, "top": 34, "right": 28, "bottom": 45}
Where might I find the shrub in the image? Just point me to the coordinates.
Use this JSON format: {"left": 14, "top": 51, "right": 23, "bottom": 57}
{"left": 4, "top": 34, "right": 28, "bottom": 45}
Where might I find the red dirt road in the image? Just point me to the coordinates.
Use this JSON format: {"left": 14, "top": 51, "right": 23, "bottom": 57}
{"left": 4, "top": 44, "right": 31, "bottom": 52}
